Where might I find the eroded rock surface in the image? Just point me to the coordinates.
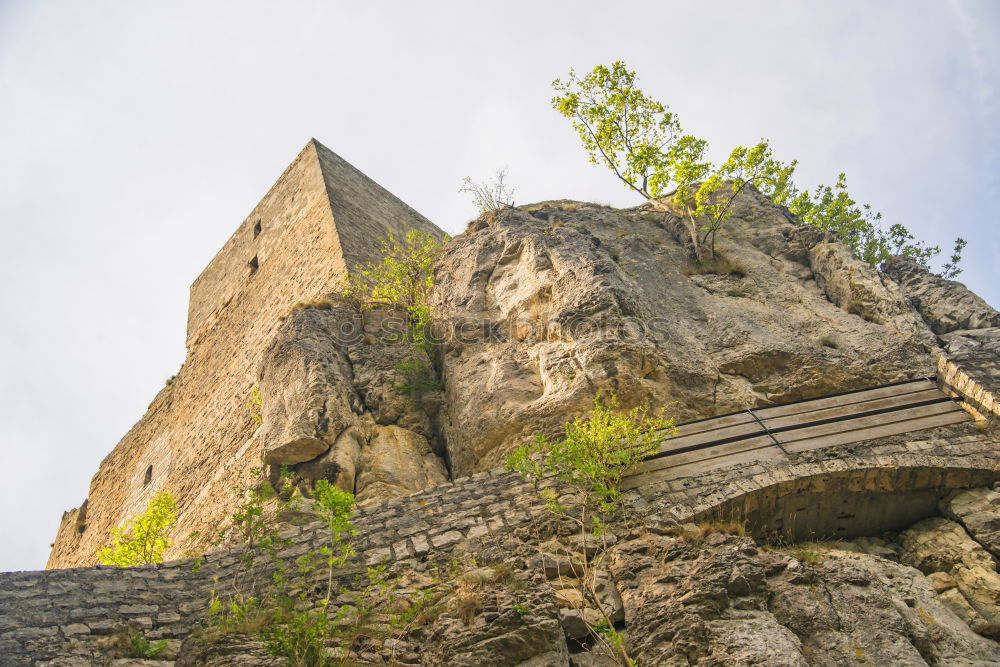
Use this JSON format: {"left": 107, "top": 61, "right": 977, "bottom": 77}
{"left": 430, "top": 192, "right": 935, "bottom": 475}
{"left": 942, "top": 487, "right": 1000, "bottom": 556}
{"left": 900, "top": 517, "right": 1000, "bottom": 636}
{"left": 601, "top": 531, "right": 1000, "bottom": 665}
{"left": 257, "top": 299, "right": 447, "bottom": 503}
{"left": 883, "top": 256, "right": 1000, "bottom": 335}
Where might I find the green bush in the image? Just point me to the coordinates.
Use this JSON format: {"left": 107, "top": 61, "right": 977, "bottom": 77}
{"left": 347, "top": 230, "right": 445, "bottom": 351}
{"left": 98, "top": 490, "right": 178, "bottom": 567}
{"left": 395, "top": 358, "right": 442, "bottom": 395}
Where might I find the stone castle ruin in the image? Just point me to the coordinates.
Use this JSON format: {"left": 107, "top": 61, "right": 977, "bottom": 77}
{"left": 48, "top": 139, "right": 444, "bottom": 569}
{"left": 10, "top": 139, "right": 1000, "bottom": 665}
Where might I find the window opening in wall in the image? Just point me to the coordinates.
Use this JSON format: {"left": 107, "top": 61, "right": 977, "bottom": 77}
{"left": 249, "top": 255, "right": 259, "bottom": 274}
{"left": 144, "top": 465, "right": 153, "bottom": 486}
{"left": 253, "top": 220, "right": 262, "bottom": 238}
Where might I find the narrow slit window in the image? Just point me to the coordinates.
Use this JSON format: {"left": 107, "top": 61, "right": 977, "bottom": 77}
{"left": 249, "top": 255, "right": 259, "bottom": 274}
{"left": 144, "top": 465, "right": 153, "bottom": 486}
{"left": 253, "top": 220, "right": 262, "bottom": 238}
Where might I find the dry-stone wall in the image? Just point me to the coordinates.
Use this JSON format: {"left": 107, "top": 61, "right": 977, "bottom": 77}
{"left": 7, "top": 421, "right": 1000, "bottom": 664}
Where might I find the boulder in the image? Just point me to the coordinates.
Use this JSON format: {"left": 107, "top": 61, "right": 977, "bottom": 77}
{"left": 355, "top": 425, "right": 448, "bottom": 505}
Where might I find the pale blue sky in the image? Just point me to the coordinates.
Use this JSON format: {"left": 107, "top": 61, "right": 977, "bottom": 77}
{"left": 0, "top": 0, "right": 997, "bottom": 571}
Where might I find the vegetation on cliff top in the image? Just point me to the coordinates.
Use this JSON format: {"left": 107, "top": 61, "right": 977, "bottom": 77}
{"left": 552, "top": 60, "right": 964, "bottom": 277}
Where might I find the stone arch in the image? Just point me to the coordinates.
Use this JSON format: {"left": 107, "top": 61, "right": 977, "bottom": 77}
{"left": 635, "top": 436, "right": 1000, "bottom": 542}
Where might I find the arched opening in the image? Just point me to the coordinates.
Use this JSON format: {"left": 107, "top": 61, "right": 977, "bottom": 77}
{"left": 693, "top": 465, "right": 999, "bottom": 543}
{"left": 143, "top": 465, "right": 153, "bottom": 486}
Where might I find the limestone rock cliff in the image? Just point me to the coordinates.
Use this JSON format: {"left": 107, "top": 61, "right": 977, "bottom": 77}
{"left": 257, "top": 300, "right": 447, "bottom": 504}
{"left": 427, "top": 191, "right": 934, "bottom": 476}
{"left": 262, "top": 187, "right": 998, "bottom": 490}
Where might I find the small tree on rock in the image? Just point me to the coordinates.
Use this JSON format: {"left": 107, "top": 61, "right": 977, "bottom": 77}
{"left": 347, "top": 229, "right": 446, "bottom": 350}
{"left": 552, "top": 60, "right": 964, "bottom": 275}
{"left": 98, "top": 489, "right": 178, "bottom": 567}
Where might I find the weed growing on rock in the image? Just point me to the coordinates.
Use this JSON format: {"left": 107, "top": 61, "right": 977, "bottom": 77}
{"left": 245, "top": 385, "right": 262, "bottom": 425}
{"left": 460, "top": 168, "right": 516, "bottom": 214}
{"left": 790, "top": 547, "right": 821, "bottom": 566}
{"left": 506, "top": 392, "right": 674, "bottom": 666}
{"left": 126, "top": 631, "right": 167, "bottom": 659}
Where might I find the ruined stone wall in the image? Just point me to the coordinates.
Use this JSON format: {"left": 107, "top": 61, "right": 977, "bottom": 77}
{"left": 9, "top": 422, "right": 1000, "bottom": 664}
{"left": 48, "top": 140, "right": 442, "bottom": 569}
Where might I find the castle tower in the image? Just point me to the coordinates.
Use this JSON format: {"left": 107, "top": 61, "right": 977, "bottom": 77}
{"left": 47, "top": 140, "right": 444, "bottom": 568}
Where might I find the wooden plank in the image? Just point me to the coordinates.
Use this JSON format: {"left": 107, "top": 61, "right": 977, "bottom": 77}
{"left": 670, "top": 411, "right": 757, "bottom": 439}
{"left": 623, "top": 445, "right": 785, "bottom": 490}
{"left": 760, "top": 389, "right": 948, "bottom": 430}
{"left": 753, "top": 380, "right": 936, "bottom": 420}
{"left": 656, "top": 420, "right": 765, "bottom": 454}
{"left": 781, "top": 410, "right": 971, "bottom": 454}
{"left": 642, "top": 434, "right": 777, "bottom": 475}
{"left": 775, "top": 401, "right": 966, "bottom": 446}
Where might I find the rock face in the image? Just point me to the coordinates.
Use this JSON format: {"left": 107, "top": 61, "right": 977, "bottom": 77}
{"left": 257, "top": 298, "right": 447, "bottom": 503}
{"left": 900, "top": 517, "right": 1000, "bottom": 636}
{"left": 604, "top": 531, "right": 1000, "bottom": 666}
{"left": 938, "top": 327, "right": 1000, "bottom": 420}
{"left": 883, "top": 256, "right": 1000, "bottom": 335}
{"left": 429, "top": 192, "right": 935, "bottom": 476}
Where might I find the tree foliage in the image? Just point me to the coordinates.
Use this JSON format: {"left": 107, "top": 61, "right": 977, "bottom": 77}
{"left": 98, "top": 489, "right": 178, "bottom": 567}
{"left": 552, "top": 62, "right": 684, "bottom": 200}
{"left": 506, "top": 393, "right": 674, "bottom": 532}
{"left": 553, "top": 61, "right": 964, "bottom": 276}
{"left": 506, "top": 393, "right": 674, "bottom": 666}
{"left": 347, "top": 229, "right": 446, "bottom": 349}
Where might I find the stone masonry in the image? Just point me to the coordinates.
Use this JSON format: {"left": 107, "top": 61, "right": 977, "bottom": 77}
{"left": 47, "top": 140, "right": 443, "bottom": 569}
{"left": 4, "top": 420, "right": 999, "bottom": 664}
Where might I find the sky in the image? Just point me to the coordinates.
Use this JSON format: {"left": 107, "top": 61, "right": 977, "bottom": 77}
{"left": 0, "top": 0, "right": 997, "bottom": 572}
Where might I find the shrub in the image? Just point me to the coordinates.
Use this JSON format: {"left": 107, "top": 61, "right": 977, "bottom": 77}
{"left": 98, "top": 490, "right": 178, "bottom": 567}
{"left": 506, "top": 392, "right": 673, "bottom": 530}
{"left": 347, "top": 230, "right": 445, "bottom": 352}
{"left": 460, "top": 168, "right": 516, "bottom": 213}
{"left": 395, "top": 358, "right": 442, "bottom": 395}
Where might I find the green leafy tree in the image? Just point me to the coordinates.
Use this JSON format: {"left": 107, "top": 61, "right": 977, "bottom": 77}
{"left": 782, "top": 174, "right": 967, "bottom": 277}
{"left": 98, "top": 490, "right": 178, "bottom": 567}
{"left": 552, "top": 61, "right": 690, "bottom": 199}
{"left": 506, "top": 392, "right": 673, "bottom": 539}
{"left": 347, "top": 229, "right": 445, "bottom": 350}
{"left": 553, "top": 61, "right": 964, "bottom": 275}
{"left": 673, "top": 140, "right": 796, "bottom": 260}
{"left": 312, "top": 479, "right": 357, "bottom": 603}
